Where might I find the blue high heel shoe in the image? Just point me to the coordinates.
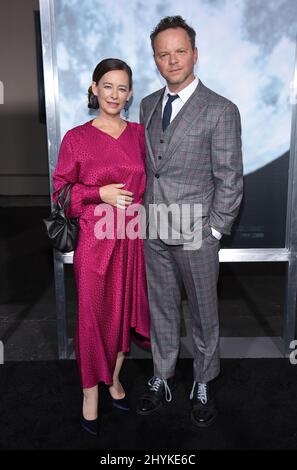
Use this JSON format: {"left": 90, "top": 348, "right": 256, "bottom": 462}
{"left": 80, "top": 395, "right": 99, "bottom": 436}
{"left": 111, "top": 394, "right": 130, "bottom": 411}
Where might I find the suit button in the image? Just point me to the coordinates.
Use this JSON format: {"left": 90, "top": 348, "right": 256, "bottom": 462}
{"left": 155, "top": 173, "right": 160, "bottom": 178}
{"left": 158, "top": 156, "right": 162, "bottom": 160}
{"left": 160, "top": 139, "right": 164, "bottom": 143}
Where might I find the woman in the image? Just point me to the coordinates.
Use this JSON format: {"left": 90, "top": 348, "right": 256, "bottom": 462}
{"left": 53, "top": 58, "right": 150, "bottom": 436}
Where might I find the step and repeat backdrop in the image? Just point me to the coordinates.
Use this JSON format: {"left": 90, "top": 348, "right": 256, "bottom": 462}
{"left": 52, "top": 0, "right": 296, "bottom": 248}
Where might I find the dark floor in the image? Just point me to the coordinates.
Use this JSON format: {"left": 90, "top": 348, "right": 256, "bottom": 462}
{"left": 0, "top": 358, "right": 297, "bottom": 450}
{"left": 0, "top": 202, "right": 286, "bottom": 360}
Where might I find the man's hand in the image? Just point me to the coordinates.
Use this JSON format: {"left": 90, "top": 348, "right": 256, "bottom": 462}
{"left": 99, "top": 183, "right": 133, "bottom": 209}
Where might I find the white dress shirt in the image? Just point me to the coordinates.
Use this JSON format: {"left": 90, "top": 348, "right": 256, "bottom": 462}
{"left": 162, "top": 76, "right": 199, "bottom": 121}
{"left": 162, "top": 76, "right": 222, "bottom": 241}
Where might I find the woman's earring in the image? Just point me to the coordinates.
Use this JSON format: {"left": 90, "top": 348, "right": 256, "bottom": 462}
{"left": 124, "top": 100, "right": 129, "bottom": 120}
{"left": 91, "top": 94, "right": 99, "bottom": 108}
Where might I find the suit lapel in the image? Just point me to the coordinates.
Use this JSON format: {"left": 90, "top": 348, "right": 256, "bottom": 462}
{"left": 144, "top": 88, "right": 165, "bottom": 170}
{"left": 157, "top": 81, "right": 208, "bottom": 171}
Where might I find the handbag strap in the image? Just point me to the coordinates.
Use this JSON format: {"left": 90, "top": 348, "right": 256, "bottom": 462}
{"left": 63, "top": 183, "right": 73, "bottom": 211}
{"left": 57, "top": 183, "right": 73, "bottom": 211}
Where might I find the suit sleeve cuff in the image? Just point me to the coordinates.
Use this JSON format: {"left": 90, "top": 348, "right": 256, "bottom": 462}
{"left": 211, "top": 227, "right": 222, "bottom": 240}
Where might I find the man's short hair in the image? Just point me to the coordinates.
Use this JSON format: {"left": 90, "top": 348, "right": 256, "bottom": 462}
{"left": 150, "top": 15, "right": 196, "bottom": 52}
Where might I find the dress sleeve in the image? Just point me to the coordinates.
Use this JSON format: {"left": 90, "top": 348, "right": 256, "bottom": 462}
{"left": 52, "top": 131, "right": 101, "bottom": 218}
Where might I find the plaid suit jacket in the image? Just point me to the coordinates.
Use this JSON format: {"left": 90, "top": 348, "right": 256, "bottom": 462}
{"left": 140, "top": 80, "right": 243, "bottom": 243}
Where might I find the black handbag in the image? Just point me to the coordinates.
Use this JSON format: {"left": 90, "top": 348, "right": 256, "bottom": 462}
{"left": 43, "top": 183, "right": 79, "bottom": 252}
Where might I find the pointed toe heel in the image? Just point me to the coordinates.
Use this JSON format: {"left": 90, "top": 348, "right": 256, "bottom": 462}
{"left": 111, "top": 394, "right": 130, "bottom": 411}
{"left": 80, "top": 395, "right": 99, "bottom": 436}
{"left": 80, "top": 415, "right": 99, "bottom": 436}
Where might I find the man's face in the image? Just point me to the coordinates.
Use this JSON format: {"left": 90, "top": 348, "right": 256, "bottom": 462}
{"left": 153, "top": 27, "right": 198, "bottom": 92}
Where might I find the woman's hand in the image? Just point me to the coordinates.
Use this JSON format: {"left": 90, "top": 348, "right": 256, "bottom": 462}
{"left": 99, "top": 183, "right": 133, "bottom": 209}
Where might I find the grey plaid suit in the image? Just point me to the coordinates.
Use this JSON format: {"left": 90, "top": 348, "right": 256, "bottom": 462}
{"left": 140, "top": 80, "right": 243, "bottom": 382}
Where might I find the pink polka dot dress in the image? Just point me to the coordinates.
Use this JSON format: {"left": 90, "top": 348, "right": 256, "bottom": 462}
{"left": 53, "top": 120, "right": 150, "bottom": 388}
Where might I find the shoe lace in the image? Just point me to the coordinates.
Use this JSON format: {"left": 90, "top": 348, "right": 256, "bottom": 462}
{"left": 189, "top": 381, "right": 208, "bottom": 404}
{"left": 148, "top": 376, "right": 172, "bottom": 402}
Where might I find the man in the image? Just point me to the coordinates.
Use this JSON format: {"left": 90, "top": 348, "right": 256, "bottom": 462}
{"left": 137, "top": 16, "right": 243, "bottom": 427}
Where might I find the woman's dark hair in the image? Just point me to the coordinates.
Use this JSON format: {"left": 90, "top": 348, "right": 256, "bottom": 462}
{"left": 150, "top": 16, "right": 196, "bottom": 52}
{"left": 88, "top": 58, "right": 133, "bottom": 109}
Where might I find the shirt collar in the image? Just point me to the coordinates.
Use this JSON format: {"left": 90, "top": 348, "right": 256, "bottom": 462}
{"left": 163, "top": 76, "right": 199, "bottom": 104}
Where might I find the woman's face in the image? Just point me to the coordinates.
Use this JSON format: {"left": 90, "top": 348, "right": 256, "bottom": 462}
{"left": 92, "top": 70, "right": 132, "bottom": 117}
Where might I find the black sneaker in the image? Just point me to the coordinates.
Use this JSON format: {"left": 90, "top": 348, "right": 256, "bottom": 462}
{"left": 190, "top": 381, "right": 217, "bottom": 427}
{"left": 136, "top": 376, "right": 176, "bottom": 416}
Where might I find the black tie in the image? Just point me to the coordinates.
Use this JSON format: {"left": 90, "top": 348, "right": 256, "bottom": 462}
{"left": 162, "top": 93, "right": 179, "bottom": 132}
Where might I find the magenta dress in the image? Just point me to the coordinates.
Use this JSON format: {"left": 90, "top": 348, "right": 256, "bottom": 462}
{"left": 53, "top": 120, "right": 150, "bottom": 388}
